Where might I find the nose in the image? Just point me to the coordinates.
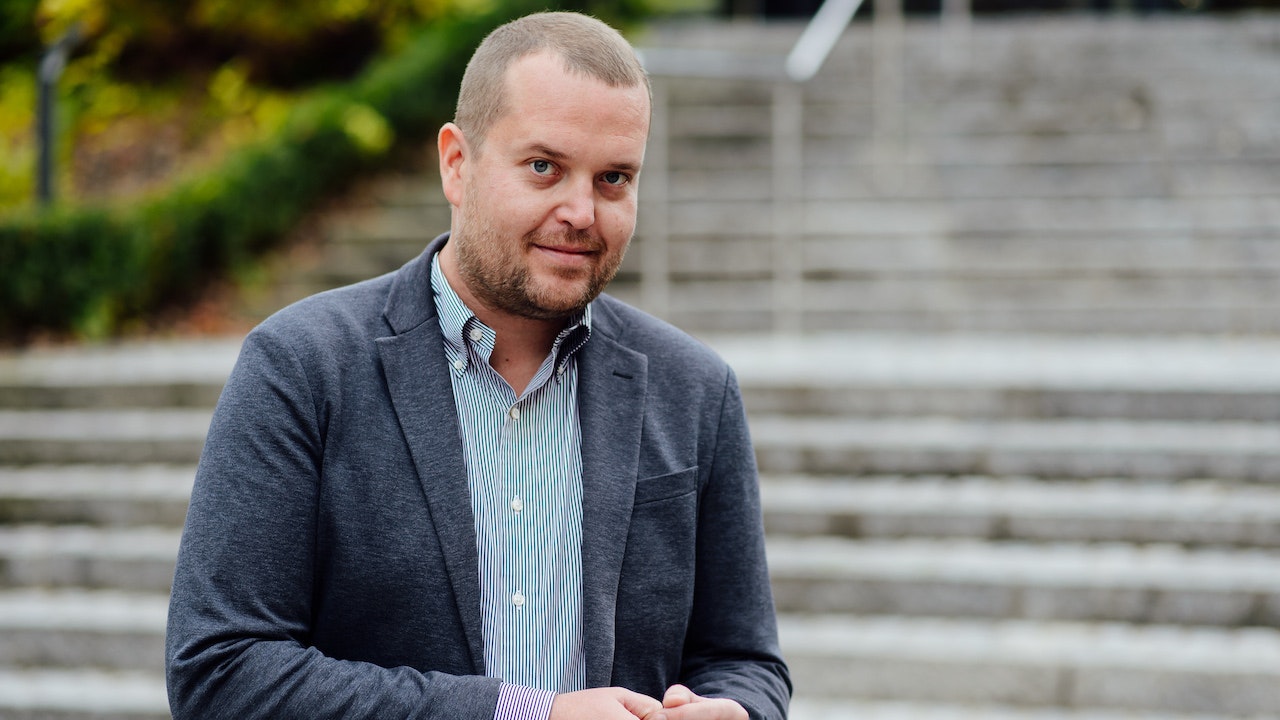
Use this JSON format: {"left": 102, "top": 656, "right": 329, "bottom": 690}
{"left": 554, "top": 177, "right": 595, "bottom": 230}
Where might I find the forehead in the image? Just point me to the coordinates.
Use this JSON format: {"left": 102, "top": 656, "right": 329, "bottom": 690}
{"left": 487, "top": 52, "right": 650, "bottom": 161}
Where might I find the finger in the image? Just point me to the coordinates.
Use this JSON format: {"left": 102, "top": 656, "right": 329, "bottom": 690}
{"left": 655, "top": 698, "right": 748, "bottom": 720}
{"left": 619, "top": 689, "right": 664, "bottom": 718}
{"left": 662, "top": 684, "right": 698, "bottom": 708}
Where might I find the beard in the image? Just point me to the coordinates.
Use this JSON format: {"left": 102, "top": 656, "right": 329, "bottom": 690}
{"left": 452, "top": 204, "right": 626, "bottom": 321}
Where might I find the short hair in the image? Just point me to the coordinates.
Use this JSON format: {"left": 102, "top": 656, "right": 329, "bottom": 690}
{"left": 454, "top": 12, "right": 650, "bottom": 150}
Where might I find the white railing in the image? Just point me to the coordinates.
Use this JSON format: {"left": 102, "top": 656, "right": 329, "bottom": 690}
{"left": 636, "top": 0, "right": 866, "bottom": 333}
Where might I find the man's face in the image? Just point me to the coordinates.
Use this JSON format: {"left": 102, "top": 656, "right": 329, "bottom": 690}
{"left": 442, "top": 51, "right": 651, "bottom": 321}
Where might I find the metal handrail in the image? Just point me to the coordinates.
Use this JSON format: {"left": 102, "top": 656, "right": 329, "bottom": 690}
{"left": 785, "top": 0, "right": 867, "bottom": 81}
{"left": 638, "top": 0, "right": 866, "bottom": 82}
{"left": 636, "top": 0, "right": 865, "bottom": 332}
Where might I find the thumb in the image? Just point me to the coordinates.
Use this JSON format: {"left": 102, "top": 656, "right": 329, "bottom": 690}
{"left": 662, "top": 684, "right": 698, "bottom": 708}
{"left": 619, "top": 689, "right": 664, "bottom": 718}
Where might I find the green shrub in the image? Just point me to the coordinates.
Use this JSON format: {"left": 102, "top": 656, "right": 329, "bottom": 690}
{"left": 0, "top": 0, "right": 41, "bottom": 62}
{"left": 0, "top": 1, "right": 533, "bottom": 341}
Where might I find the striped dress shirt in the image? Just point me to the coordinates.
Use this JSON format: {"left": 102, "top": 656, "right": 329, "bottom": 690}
{"left": 430, "top": 255, "right": 589, "bottom": 720}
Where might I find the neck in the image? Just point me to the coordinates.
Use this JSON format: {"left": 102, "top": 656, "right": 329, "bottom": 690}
{"left": 439, "top": 242, "right": 568, "bottom": 396}
{"left": 484, "top": 313, "right": 564, "bottom": 396}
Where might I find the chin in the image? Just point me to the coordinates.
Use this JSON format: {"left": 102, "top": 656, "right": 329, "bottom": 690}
{"left": 526, "top": 287, "right": 599, "bottom": 318}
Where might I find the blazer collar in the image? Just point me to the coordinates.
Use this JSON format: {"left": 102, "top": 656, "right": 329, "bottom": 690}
{"left": 383, "top": 233, "right": 450, "bottom": 336}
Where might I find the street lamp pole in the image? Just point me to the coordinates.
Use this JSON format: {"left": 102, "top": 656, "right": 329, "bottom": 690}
{"left": 36, "top": 24, "right": 80, "bottom": 206}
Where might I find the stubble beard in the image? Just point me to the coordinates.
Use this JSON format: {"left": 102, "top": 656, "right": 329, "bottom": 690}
{"left": 453, "top": 206, "right": 626, "bottom": 321}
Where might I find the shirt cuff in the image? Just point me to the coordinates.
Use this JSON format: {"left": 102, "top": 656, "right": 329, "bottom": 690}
{"left": 493, "top": 683, "right": 556, "bottom": 720}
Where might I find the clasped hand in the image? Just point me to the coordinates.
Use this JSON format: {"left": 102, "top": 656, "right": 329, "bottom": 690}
{"left": 549, "top": 684, "right": 748, "bottom": 720}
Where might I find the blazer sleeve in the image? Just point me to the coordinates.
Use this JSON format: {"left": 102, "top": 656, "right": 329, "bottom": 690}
{"left": 165, "top": 325, "right": 502, "bottom": 720}
{"left": 680, "top": 369, "right": 792, "bottom": 720}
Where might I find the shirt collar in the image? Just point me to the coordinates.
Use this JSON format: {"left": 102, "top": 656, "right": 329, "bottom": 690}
{"left": 429, "top": 249, "right": 593, "bottom": 374}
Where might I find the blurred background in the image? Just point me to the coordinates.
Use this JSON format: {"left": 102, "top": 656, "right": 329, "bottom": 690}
{"left": 2, "top": 0, "right": 1280, "bottom": 717}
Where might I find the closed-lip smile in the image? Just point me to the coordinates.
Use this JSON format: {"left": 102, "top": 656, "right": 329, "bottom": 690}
{"left": 533, "top": 242, "right": 598, "bottom": 261}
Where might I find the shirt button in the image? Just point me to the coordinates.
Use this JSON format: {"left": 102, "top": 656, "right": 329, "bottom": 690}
{"left": 511, "top": 496, "right": 524, "bottom": 513}
{"left": 556, "top": 363, "right": 566, "bottom": 376}
{"left": 452, "top": 359, "right": 465, "bottom": 371}
{"left": 512, "top": 592, "right": 525, "bottom": 608}
{"left": 469, "top": 328, "right": 484, "bottom": 342}
{"left": 509, "top": 407, "right": 520, "bottom": 420}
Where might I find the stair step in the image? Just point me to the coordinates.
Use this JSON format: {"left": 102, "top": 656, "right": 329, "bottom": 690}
{"left": 714, "top": 332, "right": 1280, "bottom": 390}
{"left": 749, "top": 416, "right": 1280, "bottom": 481}
{"left": 657, "top": 277, "right": 1280, "bottom": 335}
{"left": 0, "top": 339, "right": 238, "bottom": 387}
{"left": 22, "top": 331, "right": 1276, "bottom": 428}
{"left": 324, "top": 205, "right": 450, "bottom": 245}
{"left": 779, "top": 614, "right": 1280, "bottom": 715}
{"left": 0, "top": 668, "right": 167, "bottom": 720}
{"left": 0, "top": 525, "right": 179, "bottom": 592}
{"left": 672, "top": 130, "right": 1279, "bottom": 171}
{"left": 662, "top": 234, "right": 1280, "bottom": 277}
{"left": 711, "top": 333, "right": 1280, "bottom": 422}
{"left": 0, "top": 410, "right": 211, "bottom": 465}
{"left": 768, "top": 537, "right": 1280, "bottom": 626}
{"left": 0, "top": 382, "right": 222, "bottom": 412}
{"left": 0, "top": 340, "right": 237, "bottom": 410}
{"left": 0, "top": 589, "right": 166, "bottom": 672}
{"left": 659, "top": 196, "right": 1280, "bottom": 237}
{"left": 668, "top": 163, "right": 1257, "bottom": 203}
{"left": 762, "top": 476, "right": 1280, "bottom": 548}
{"left": 658, "top": 299, "right": 1280, "bottom": 335}
{"left": 741, "top": 383, "right": 1280, "bottom": 423}
{"left": 787, "top": 698, "right": 1273, "bottom": 720}
{"left": 0, "top": 465, "right": 193, "bottom": 526}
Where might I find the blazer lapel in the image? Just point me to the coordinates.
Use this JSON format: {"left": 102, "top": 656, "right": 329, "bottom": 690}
{"left": 376, "top": 239, "right": 487, "bottom": 675}
{"left": 577, "top": 307, "right": 649, "bottom": 687}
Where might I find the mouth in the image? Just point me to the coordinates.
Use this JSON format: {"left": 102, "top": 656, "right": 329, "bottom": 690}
{"left": 537, "top": 244, "right": 595, "bottom": 255}
{"left": 530, "top": 237, "right": 601, "bottom": 265}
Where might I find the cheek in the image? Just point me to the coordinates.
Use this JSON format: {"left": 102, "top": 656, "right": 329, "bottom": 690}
{"left": 599, "top": 198, "right": 638, "bottom": 243}
{"left": 472, "top": 185, "right": 537, "bottom": 235}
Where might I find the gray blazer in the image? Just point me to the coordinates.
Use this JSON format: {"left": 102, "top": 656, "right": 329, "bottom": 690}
{"left": 166, "top": 235, "right": 790, "bottom": 720}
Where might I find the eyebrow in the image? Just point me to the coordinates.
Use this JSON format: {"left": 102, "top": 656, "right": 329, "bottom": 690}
{"left": 527, "top": 144, "right": 641, "bottom": 174}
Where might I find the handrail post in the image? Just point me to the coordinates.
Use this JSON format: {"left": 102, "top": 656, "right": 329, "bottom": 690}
{"left": 641, "top": 79, "right": 672, "bottom": 321}
{"left": 772, "top": 81, "right": 804, "bottom": 334}
{"left": 943, "top": 0, "right": 972, "bottom": 66}
{"left": 943, "top": 0, "right": 972, "bottom": 30}
{"left": 873, "top": 0, "right": 905, "bottom": 194}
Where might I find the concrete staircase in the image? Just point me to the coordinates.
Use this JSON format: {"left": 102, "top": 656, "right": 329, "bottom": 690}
{"left": 3, "top": 333, "right": 1280, "bottom": 718}
{"left": 621, "top": 14, "right": 1280, "bottom": 334}
{"left": 2, "top": 13, "right": 1280, "bottom": 720}
{"left": 720, "top": 332, "right": 1280, "bottom": 718}
{"left": 0, "top": 341, "right": 230, "bottom": 720}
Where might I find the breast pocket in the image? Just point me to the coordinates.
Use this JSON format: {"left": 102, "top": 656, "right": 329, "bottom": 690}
{"left": 618, "top": 465, "right": 699, "bottom": 661}
{"left": 633, "top": 466, "right": 698, "bottom": 506}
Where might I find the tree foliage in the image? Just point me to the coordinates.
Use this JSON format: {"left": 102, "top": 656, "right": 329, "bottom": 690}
{"left": 28, "top": 0, "right": 649, "bottom": 85}
{"left": 0, "top": 0, "right": 655, "bottom": 341}
{"left": 32, "top": 0, "right": 462, "bottom": 86}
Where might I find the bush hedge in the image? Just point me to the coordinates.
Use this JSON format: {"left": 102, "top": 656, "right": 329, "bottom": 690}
{"left": 0, "top": 2, "right": 568, "bottom": 341}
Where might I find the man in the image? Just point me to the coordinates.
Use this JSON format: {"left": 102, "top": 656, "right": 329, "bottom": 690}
{"left": 166, "top": 11, "right": 790, "bottom": 720}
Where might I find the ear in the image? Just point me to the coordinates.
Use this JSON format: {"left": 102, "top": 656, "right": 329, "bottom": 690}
{"left": 438, "top": 122, "right": 468, "bottom": 208}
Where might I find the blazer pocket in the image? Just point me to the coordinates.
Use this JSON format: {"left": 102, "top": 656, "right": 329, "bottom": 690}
{"left": 633, "top": 466, "right": 698, "bottom": 506}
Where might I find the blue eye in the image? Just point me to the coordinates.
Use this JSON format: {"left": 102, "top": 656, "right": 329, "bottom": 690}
{"left": 531, "top": 160, "right": 554, "bottom": 175}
